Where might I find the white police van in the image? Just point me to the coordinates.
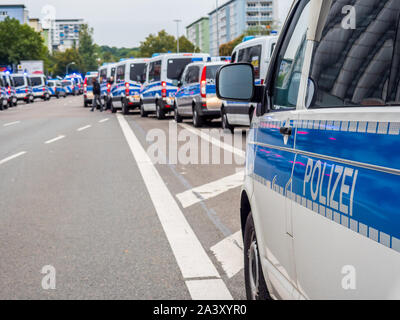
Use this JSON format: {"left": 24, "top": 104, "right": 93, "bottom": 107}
{"left": 98, "top": 63, "right": 116, "bottom": 109}
{"left": 11, "top": 74, "right": 34, "bottom": 104}
{"left": 222, "top": 35, "right": 278, "bottom": 133}
{"left": 110, "top": 58, "right": 148, "bottom": 114}
{"left": 30, "top": 75, "right": 50, "bottom": 101}
{"left": 140, "top": 53, "right": 209, "bottom": 119}
{"left": 217, "top": 0, "right": 400, "bottom": 299}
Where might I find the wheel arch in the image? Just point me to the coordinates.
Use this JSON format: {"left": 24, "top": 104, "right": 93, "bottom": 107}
{"left": 240, "top": 190, "right": 252, "bottom": 239}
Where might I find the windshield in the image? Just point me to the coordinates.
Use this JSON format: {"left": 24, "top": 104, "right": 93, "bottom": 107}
{"left": 130, "top": 63, "right": 146, "bottom": 83}
{"left": 62, "top": 81, "right": 71, "bottom": 87}
{"left": 30, "top": 77, "right": 42, "bottom": 86}
{"left": 13, "top": 76, "right": 25, "bottom": 87}
{"left": 86, "top": 77, "right": 95, "bottom": 86}
{"left": 167, "top": 58, "right": 193, "bottom": 80}
{"left": 206, "top": 64, "right": 225, "bottom": 81}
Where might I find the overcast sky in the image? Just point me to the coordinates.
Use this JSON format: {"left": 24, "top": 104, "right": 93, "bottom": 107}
{"left": 6, "top": 0, "right": 292, "bottom": 48}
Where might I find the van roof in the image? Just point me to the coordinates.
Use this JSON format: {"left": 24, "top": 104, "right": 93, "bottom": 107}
{"left": 148, "top": 53, "right": 210, "bottom": 62}
{"left": 233, "top": 35, "right": 278, "bottom": 52}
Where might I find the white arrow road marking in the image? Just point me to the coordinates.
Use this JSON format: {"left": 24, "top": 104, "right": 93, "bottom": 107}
{"left": 117, "top": 114, "right": 232, "bottom": 300}
{"left": 178, "top": 123, "right": 245, "bottom": 159}
{"left": 0, "top": 151, "right": 27, "bottom": 166}
{"left": 176, "top": 171, "right": 244, "bottom": 208}
{"left": 45, "top": 135, "right": 65, "bottom": 144}
{"left": 211, "top": 231, "right": 244, "bottom": 279}
{"left": 77, "top": 125, "right": 92, "bottom": 132}
{"left": 3, "top": 121, "right": 21, "bottom": 127}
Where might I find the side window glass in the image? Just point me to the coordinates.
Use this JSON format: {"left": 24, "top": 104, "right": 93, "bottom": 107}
{"left": 249, "top": 45, "right": 262, "bottom": 79}
{"left": 272, "top": 0, "right": 310, "bottom": 110}
{"left": 189, "top": 67, "right": 200, "bottom": 83}
{"left": 238, "top": 49, "right": 245, "bottom": 62}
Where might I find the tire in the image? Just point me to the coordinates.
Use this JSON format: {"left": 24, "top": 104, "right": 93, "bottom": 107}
{"left": 192, "top": 106, "right": 203, "bottom": 128}
{"left": 156, "top": 101, "right": 165, "bottom": 120}
{"left": 56, "top": 94, "right": 60, "bottom": 99}
{"left": 244, "top": 213, "right": 271, "bottom": 300}
{"left": 174, "top": 104, "right": 183, "bottom": 123}
{"left": 140, "top": 102, "right": 148, "bottom": 118}
{"left": 84, "top": 101, "right": 88, "bottom": 108}
{"left": 111, "top": 104, "right": 117, "bottom": 114}
{"left": 222, "top": 109, "right": 234, "bottom": 134}
{"left": 0, "top": 100, "right": 4, "bottom": 111}
{"left": 122, "top": 98, "right": 129, "bottom": 115}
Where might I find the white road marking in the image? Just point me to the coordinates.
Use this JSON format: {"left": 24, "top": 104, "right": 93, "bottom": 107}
{"left": 45, "top": 135, "right": 65, "bottom": 144}
{"left": 99, "top": 118, "right": 109, "bottom": 123}
{"left": 176, "top": 171, "right": 244, "bottom": 208}
{"left": 0, "top": 151, "right": 27, "bottom": 166}
{"left": 3, "top": 121, "right": 21, "bottom": 127}
{"left": 117, "top": 114, "right": 232, "bottom": 300}
{"left": 77, "top": 125, "right": 92, "bottom": 132}
{"left": 211, "top": 231, "right": 244, "bottom": 279}
{"left": 179, "top": 123, "right": 245, "bottom": 159}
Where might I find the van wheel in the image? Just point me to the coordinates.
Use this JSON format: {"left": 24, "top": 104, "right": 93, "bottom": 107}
{"left": 193, "top": 106, "right": 203, "bottom": 128}
{"left": 122, "top": 99, "right": 129, "bottom": 115}
{"left": 156, "top": 101, "right": 166, "bottom": 120}
{"left": 111, "top": 104, "right": 117, "bottom": 113}
{"left": 140, "top": 102, "right": 148, "bottom": 118}
{"left": 222, "top": 109, "right": 234, "bottom": 134}
{"left": 174, "top": 105, "right": 182, "bottom": 123}
{"left": 244, "top": 213, "right": 271, "bottom": 300}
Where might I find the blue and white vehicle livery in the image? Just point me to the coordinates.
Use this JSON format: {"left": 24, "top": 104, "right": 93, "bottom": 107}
{"left": 174, "top": 61, "right": 227, "bottom": 127}
{"left": 30, "top": 75, "right": 50, "bottom": 101}
{"left": 217, "top": 0, "right": 400, "bottom": 299}
{"left": 110, "top": 58, "right": 148, "bottom": 114}
{"left": 1, "top": 72, "right": 17, "bottom": 107}
{"left": 11, "top": 74, "right": 34, "bottom": 104}
{"left": 98, "top": 63, "right": 116, "bottom": 109}
{"left": 140, "top": 53, "right": 209, "bottom": 119}
{"left": 0, "top": 77, "right": 9, "bottom": 110}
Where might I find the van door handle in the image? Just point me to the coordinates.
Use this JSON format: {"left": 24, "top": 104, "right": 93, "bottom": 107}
{"left": 280, "top": 127, "right": 292, "bottom": 136}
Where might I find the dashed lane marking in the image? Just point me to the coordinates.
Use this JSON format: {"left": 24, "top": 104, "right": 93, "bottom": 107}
{"left": 176, "top": 171, "right": 244, "bottom": 208}
{"left": 117, "top": 114, "right": 233, "bottom": 300}
{"left": 99, "top": 118, "right": 109, "bottom": 123}
{"left": 45, "top": 135, "right": 65, "bottom": 144}
{"left": 3, "top": 121, "right": 21, "bottom": 127}
{"left": 0, "top": 152, "right": 27, "bottom": 166}
{"left": 77, "top": 125, "right": 92, "bottom": 132}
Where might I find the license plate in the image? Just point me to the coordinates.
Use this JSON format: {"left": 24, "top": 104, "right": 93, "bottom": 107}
{"left": 87, "top": 93, "right": 94, "bottom": 99}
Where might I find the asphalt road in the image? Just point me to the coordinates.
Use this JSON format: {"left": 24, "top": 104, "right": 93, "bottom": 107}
{"left": 0, "top": 96, "right": 247, "bottom": 300}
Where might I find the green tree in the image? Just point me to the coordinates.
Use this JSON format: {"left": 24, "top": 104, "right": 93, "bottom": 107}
{"left": 50, "top": 48, "right": 83, "bottom": 76}
{"left": 0, "top": 17, "right": 48, "bottom": 66}
{"left": 78, "top": 24, "right": 98, "bottom": 73}
{"left": 177, "top": 36, "right": 200, "bottom": 53}
{"left": 139, "top": 30, "right": 176, "bottom": 57}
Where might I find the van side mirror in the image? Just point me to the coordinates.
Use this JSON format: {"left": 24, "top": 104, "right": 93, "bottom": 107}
{"left": 216, "top": 63, "right": 255, "bottom": 101}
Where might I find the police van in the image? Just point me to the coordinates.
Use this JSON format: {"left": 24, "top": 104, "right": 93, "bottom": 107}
{"left": 83, "top": 72, "right": 99, "bottom": 108}
{"left": 64, "top": 74, "right": 82, "bottom": 95}
{"left": 110, "top": 59, "right": 148, "bottom": 114}
{"left": 48, "top": 80, "right": 67, "bottom": 99}
{"left": 222, "top": 35, "right": 278, "bottom": 133}
{"left": 174, "top": 61, "right": 227, "bottom": 126}
{"left": 62, "top": 79, "right": 75, "bottom": 95}
{"left": 29, "top": 75, "right": 50, "bottom": 101}
{"left": 140, "top": 53, "right": 209, "bottom": 119}
{"left": 0, "top": 77, "right": 9, "bottom": 110}
{"left": 1, "top": 72, "right": 17, "bottom": 107}
{"left": 216, "top": 0, "right": 400, "bottom": 299}
{"left": 98, "top": 63, "right": 116, "bottom": 109}
{"left": 11, "top": 74, "right": 34, "bottom": 104}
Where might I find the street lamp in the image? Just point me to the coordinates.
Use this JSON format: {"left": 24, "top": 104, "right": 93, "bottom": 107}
{"left": 174, "top": 19, "right": 182, "bottom": 53}
{"left": 66, "top": 62, "right": 76, "bottom": 75}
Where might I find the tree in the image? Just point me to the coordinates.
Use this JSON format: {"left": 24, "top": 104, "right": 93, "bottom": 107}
{"left": 0, "top": 17, "right": 48, "bottom": 66}
{"left": 78, "top": 24, "right": 98, "bottom": 73}
{"left": 219, "top": 35, "right": 244, "bottom": 56}
{"left": 49, "top": 48, "right": 83, "bottom": 76}
{"left": 139, "top": 30, "right": 176, "bottom": 57}
{"left": 177, "top": 36, "right": 200, "bottom": 53}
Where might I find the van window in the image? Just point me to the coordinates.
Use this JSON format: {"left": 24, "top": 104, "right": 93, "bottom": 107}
{"left": 99, "top": 68, "right": 107, "bottom": 82}
{"left": 271, "top": 0, "right": 310, "bottom": 110}
{"left": 206, "top": 64, "right": 224, "bottom": 81}
{"left": 130, "top": 63, "right": 147, "bottom": 83}
{"left": 116, "top": 65, "right": 126, "bottom": 83}
{"left": 149, "top": 60, "right": 161, "bottom": 82}
{"left": 62, "top": 81, "right": 71, "bottom": 87}
{"left": 30, "top": 77, "right": 42, "bottom": 86}
{"left": 167, "top": 58, "right": 193, "bottom": 80}
{"left": 48, "top": 82, "right": 55, "bottom": 87}
{"left": 236, "top": 45, "right": 262, "bottom": 78}
{"left": 309, "top": 0, "right": 400, "bottom": 108}
{"left": 86, "top": 77, "right": 94, "bottom": 86}
{"left": 187, "top": 66, "right": 200, "bottom": 84}
{"left": 0, "top": 77, "right": 4, "bottom": 87}
{"left": 13, "top": 76, "right": 25, "bottom": 87}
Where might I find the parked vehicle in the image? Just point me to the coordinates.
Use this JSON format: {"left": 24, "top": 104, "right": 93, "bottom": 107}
{"left": 174, "top": 61, "right": 227, "bottom": 127}
{"left": 217, "top": 0, "right": 400, "bottom": 300}
{"left": 83, "top": 72, "right": 99, "bottom": 107}
{"left": 30, "top": 75, "right": 50, "bottom": 101}
{"left": 221, "top": 35, "right": 278, "bottom": 133}
{"left": 0, "top": 77, "right": 9, "bottom": 110}
{"left": 64, "top": 74, "right": 82, "bottom": 95}
{"left": 62, "top": 80, "right": 76, "bottom": 96}
{"left": 0, "top": 72, "right": 17, "bottom": 107}
{"left": 11, "top": 74, "right": 34, "bottom": 104}
{"left": 140, "top": 53, "right": 209, "bottom": 119}
{"left": 99, "top": 63, "right": 117, "bottom": 109}
{"left": 48, "top": 80, "right": 67, "bottom": 98}
{"left": 110, "top": 59, "right": 148, "bottom": 114}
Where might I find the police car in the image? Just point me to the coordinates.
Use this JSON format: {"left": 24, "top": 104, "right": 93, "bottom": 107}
{"left": 11, "top": 74, "right": 34, "bottom": 104}
{"left": 30, "top": 75, "right": 51, "bottom": 101}
{"left": 0, "top": 77, "right": 9, "bottom": 110}
{"left": 1, "top": 72, "right": 17, "bottom": 107}
{"left": 83, "top": 72, "right": 99, "bottom": 108}
{"left": 62, "top": 80, "right": 75, "bottom": 96}
{"left": 98, "top": 63, "right": 116, "bottom": 109}
{"left": 217, "top": 0, "right": 400, "bottom": 299}
{"left": 64, "top": 74, "right": 82, "bottom": 95}
{"left": 221, "top": 35, "right": 278, "bottom": 133}
{"left": 110, "top": 59, "right": 148, "bottom": 114}
{"left": 174, "top": 61, "right": 227, "bottom": 127}
{"left": 140, "top": 53, "right": 209, "bottom": 119}
{"left": 48, "top": 80, "right": 67, "bottom": 99}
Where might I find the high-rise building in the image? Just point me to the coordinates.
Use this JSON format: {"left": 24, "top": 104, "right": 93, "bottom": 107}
{"left": 49, "top": 19, "right": 85, "bottom": 52}
{"left": 208, "top": 0, "right": 279, "bottom": 56}
{"left": 186, "top": 17, "right": 210, "bottom": 53}
{"left": 0, "top": 4, "right": 29, "bottom": 24}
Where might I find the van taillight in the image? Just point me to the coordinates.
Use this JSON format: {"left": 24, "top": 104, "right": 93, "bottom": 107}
{"left": 261, "top": 79, "right": 264, "bottom": 85}
{"left": 200, "top": 67, "right": 207, "bottom": 98}
{"left": 107, "top": 83, "right": 111, "bottom": 94}
{"left": 125, "top": 83, "right": 130, "bottom": 96}
{"left": 161, "top": 81, "right": 167, "bottom": 98}
{"left": 25, "top": 88, "right": 28, "bottom": 94}
{"left": 84, "top": 83, "right": 87, "bottom": 93}
{"left": 7, "top": 87, "right": 11, "bottom": 95}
